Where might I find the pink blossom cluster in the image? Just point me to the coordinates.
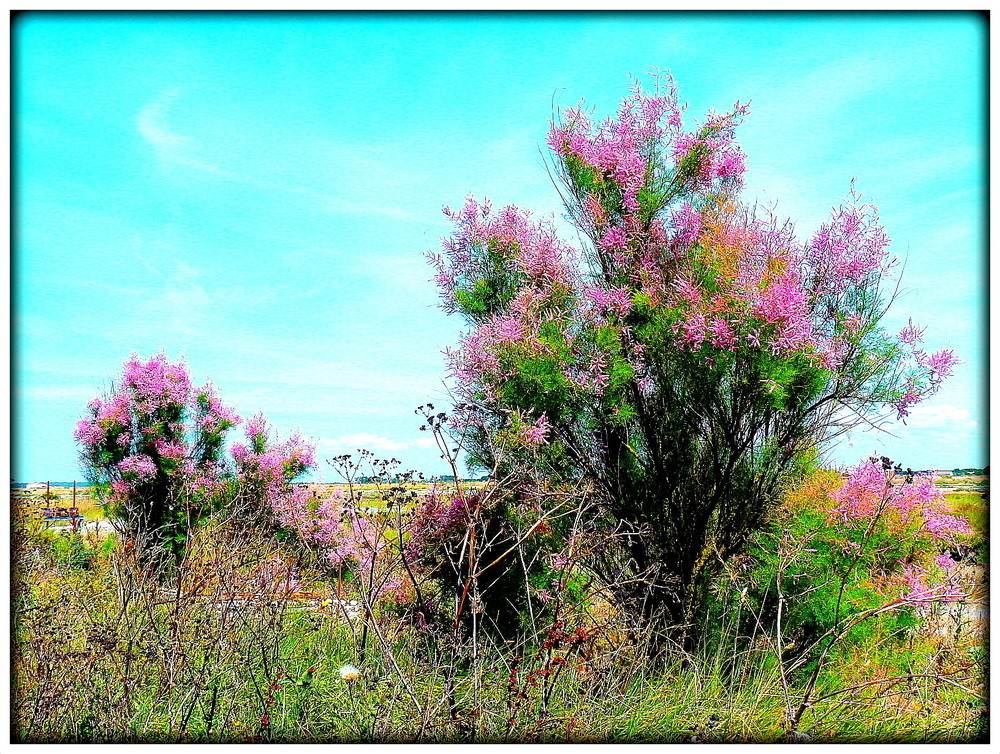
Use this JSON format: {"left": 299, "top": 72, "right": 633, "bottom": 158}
{"left": 897, "top": 318, "right": 926, "bottom": 347}
{"left": 184, "top": 464, "right": 227, "bottom": 501}
{"left": 922, "top": 509, "right": 974, "bottom": 539}
{"left": 194, "top": 384, "right": 241, "bottom": 436}
{"left": 829, "top": 459, "right": 974, "bottom": 603}
{"left": 117, "top": 454, "right": 157, "bottom": 482}
{"left": 890, "top": 319, "right": 959, "bottom": 419}
{"left": 268, "top": 483, "right": 347, "bottom": 554}
{"left": 547, "top": 78, "right": 683, "bottom": 213}
{"left": 432, "top": 198, "right": 591, "bottom": 399}
{"left": 583, "top": 284, "right": 633, "bottom": 317}
{"left": 521, "top": 413, "right": 552, "bottom": 447}
{"left": 245, "top": 412, "right": 269, "bottom": 445}
{"left": 656, "top": 196, "right": 955, "bottom": 399}
{"left": 829, "top": 459, "right": 892, "bottom": 520}
{"left": 545, "top": 80, "right": 746, "bottom": 294}
{"left": 546, "top": 74, "right": 742, "bottom": 218}
{"left": 915, "top": 349, "right": 958, "bottom": 383}
{"left": 670, "top": 108, "right": 749, "bottom": 193}
{"left": 444, "top": 318, "right": 515, "bottom": 385}
{"left": 323, "top": 513, "right": 389, "bottom": 573}
{"left": 831, "top": 459, "right": 971, "bottom": 540}
{"left": 567, "top": 354, "right": 612, "bottom": 396}
{"left": 805, "top": 198, "right": 890, "bottom": 296}
{"left": 153, "top": 439, "right": 187, "bottom": 465}
{"left": 274, "top": 482, "right": 432, "bottom": 604}
{"left": 233, "top": 414, "right": 316, "bottom": 522}
{"left": 76, "top": 355, "right": 316, "bottom": 526}
{"left": 430, "top": 197, "right": 577, "bottom": 316}
{"left": 404, "top": 490, "right": 473, "bottom": 565}
{"left": 259, "top": 452, "right": 425, "bottom": 603}
{"left": 669, "top": 203, "right": 703, "bottom": 251}
{"left": 120, "top": 353, "right": 192, "bottom": 416}
{"left": 664, "top": 208, "right": 849, "bottom": 368}
{"left": 74, "top": 394, "right": 134, "bottom": 447}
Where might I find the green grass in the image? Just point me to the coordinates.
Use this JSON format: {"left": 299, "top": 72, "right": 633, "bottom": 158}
{"left": 944, "top": 491, "right": 986, "bottom": 538}
{"left": 12, "top": 583, "right": 982, "bottom": 743}
{"left": 11, "top": 513, "right": 985, "bottom": 743}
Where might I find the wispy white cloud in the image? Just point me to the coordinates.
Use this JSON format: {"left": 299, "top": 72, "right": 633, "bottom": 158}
{"left": 319, "top": 433, "right": 410, "bottom": 453}
{"left": 905, "top": 403, "right": 978, "bottom": 432}
{"left": 746, "top": 50, "right": 895, "bottom": 127}
{"left": 136, "top": 89, "right": 236, "bottom": 184}
{"left": 154, "top": 261, "right": 211, "bottom": 336}
{"left": 76, "top": 256, "right": 214, "bottom": 343}
{"left": 312, "top": 431, "right": 442, "bottom": 457}
{"left": 223, "top": 388, "right": 410, "bottom": 421}
{"left": 227, "top": 357, "right": 441, "bottom": 393}
{"left": 136, "top": 88, "right": 186, "bottom": 154}
{"left": 134, "top": 90, "right": 428, "bottom": 225}
{"left": 24, "top": 385, "right": 97, "bottom": 402}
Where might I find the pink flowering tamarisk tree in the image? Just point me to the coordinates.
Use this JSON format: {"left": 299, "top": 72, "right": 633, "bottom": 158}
{"left": 75, "top": 354, "right": 314, "bottom": 566}
{"left": 428, "top": 73, "right": 957, "bottom": 646}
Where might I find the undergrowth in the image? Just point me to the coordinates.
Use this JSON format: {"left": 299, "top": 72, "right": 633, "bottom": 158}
{"left": 12, "top": 508, "right": 985, "bottom": 743}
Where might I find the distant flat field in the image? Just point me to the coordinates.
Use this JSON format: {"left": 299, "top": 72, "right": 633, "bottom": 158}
{"left": 944, "top": 490, "right": 986, "bottom": 538}
{"left": 13, "top": 484, "right": 985, "bottom": 535}
{"left": 13, "top": 487, "right": 102, "bottom": 519}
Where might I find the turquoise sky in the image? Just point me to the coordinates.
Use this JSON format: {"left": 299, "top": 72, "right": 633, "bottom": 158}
{"left": 13, "top": 12, "right": 987, "bottom": 481}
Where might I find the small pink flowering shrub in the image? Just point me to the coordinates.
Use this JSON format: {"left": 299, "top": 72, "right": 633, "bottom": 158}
{"left": 716, "top": 456, "right": 978, "bottom": 669}
{"left": 255, "top": 405, "right": 593, "bottom": 638}
{"left": 401, "top": 482, "right": 572, "bottom": 634}
{"left": 258, "top": 448, "right": 431, "bottom": 615}
{"left": 75, "top": 354, "right": 314, "bottom": 564}
{"left": 231, "top": 412, "right": 316, "bottom": 522}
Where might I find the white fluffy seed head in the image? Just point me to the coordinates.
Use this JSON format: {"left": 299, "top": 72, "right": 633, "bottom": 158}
{"left": 339, "top": 664, "right": 360, "bottom": 682}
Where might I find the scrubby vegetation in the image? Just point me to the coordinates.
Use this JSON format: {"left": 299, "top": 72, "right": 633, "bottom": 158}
{"left": 12, "top": 72, "right": 986, "bottom": 742}
{"left": 11, "top": 461, "right": 985, "bottom": 742}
